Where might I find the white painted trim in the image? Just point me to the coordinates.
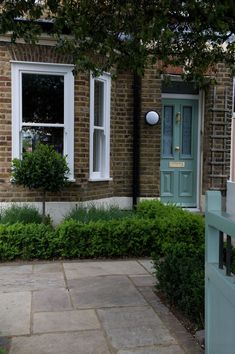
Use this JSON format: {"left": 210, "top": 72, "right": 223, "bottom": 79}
{"left": 161, "top": 93, "right": 199, "bottom": 100}
{"left": 21, "top": 123, "right": 64, "bottom": 127}
{"left": 11, "top": 62, "right": 75, "bottom": 180}
{"left": 64, "top": 67, "right": 75, "bottom": 180}
{"left": 10, "top": 60, "right": 74, "bottom": 68}
{"left": 89, "top": 72, "right": 111, "bottom": 180}
{"left": 185, "top": 208, "right": 201, "bottom": 212}
{"left": 89, "top": 178, "right": 113, "bottom": 182}
{"left": 11, "top": 64, "right": 21, "bottom": 160}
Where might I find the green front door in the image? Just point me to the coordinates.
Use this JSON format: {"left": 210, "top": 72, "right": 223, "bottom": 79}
{"left": 160, "top": 99, "right": 198, "bottom": 207}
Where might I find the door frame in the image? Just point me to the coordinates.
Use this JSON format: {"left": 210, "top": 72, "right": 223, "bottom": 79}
{"left": 161, "top": 92, "right": 204, "bottom": 210}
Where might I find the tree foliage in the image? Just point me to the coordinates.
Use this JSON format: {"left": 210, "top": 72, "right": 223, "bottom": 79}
{"left": 0, "top": 0, "right": 235, "bottom": 79}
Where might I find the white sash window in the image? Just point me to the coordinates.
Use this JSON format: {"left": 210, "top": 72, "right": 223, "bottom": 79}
{"left": 11, "top": 62, "right": 74, "bottom": 180}
{"left": 90, "top": 73, "right": 111, "bottom": 181}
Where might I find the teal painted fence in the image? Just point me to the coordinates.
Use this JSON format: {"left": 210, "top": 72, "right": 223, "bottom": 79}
{"left": 205, "top": 191, "right": 235, "bottom": 354}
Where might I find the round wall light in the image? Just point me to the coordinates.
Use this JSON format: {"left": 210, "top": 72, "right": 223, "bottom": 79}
{"left": 145, "top": 110, "right": 160, "bottom": 126}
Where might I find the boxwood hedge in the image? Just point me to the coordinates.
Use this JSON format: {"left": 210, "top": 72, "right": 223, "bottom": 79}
{"left": 0, "top": 202, "right": 204, "bottom": 261}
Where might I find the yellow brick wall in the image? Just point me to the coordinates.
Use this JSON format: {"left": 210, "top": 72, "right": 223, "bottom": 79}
{"left": 0, "top": 42, "right": 233, "bottom": 204}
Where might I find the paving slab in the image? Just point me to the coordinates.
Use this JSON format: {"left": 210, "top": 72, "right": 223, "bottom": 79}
{"left": 9, "top": 331, "right": 111, "bottom": 354}
{"left": 117, "top": 345, "right": 185, "bottom": 354}
{"left": 98, "top": 306, "right": 176, "bottom": 349}
{"left": 129, "top": 275, "right": 156, "bottom": 287}
{"left": 68, "top": 275, "right": 147, "bottom": 308}
{"left": 63, "top": 260, "right": 148, "bottom": 279}
{"left": 102, "top": 325, "right": 176, "bottom": 349}
{"left": 0, "top": 272, "right": 65, "bottom": 292}
{"left": 32, "top": 288, "right": 72, "bottom": 312}
{"left": 138, "top": 287, "right": 203, "bottom": 354}
{"left": 1, "top": 260, "right": 201, "bottom": 354}
{"left": 0, "top": 265, "right": 33, "bottom": 274}
{"left": 33, "top": 263, "right": 62, "bottom": 273}
{"left": 0, "top": 292, "right": 31, "bottom": 336}
{"left": 33, "top": 309, "right": 100, "bottom": 333}
{"left": 138, "top": 259, "right": 155, "bottom": 274}
{"left": 98, "top": 306, "right": 164, "bottom": 328}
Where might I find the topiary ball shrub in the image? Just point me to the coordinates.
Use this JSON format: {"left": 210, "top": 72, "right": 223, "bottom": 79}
{"left": 11, "top": 143, "right": 69, "bottom": 218}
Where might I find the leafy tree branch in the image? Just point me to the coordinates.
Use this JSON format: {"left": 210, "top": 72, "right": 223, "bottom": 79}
{"left": 0, "top": 0, "right": 235, "bottom": 80}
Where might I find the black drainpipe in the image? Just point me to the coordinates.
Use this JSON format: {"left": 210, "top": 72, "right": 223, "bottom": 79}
{"left": 132, "top": 72, "right": 142, "bottom": 208}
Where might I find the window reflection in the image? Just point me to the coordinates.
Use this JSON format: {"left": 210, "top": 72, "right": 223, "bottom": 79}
{"left": 22, "top": 127, "right": 64, "bottom": 155}
{"left": 163, "top": 106, "right": 173, "bottom": 156}
{"left": 93, "top": 130, "right": 105, "bottom": 172}
{"left": 22, "top": 73, "right": 64, "bottom": 124}
{"left": 94, "top": 80, "right": 104, "bottom": 127}
{"left": 182, "top": 106, "right": 192, "bottom": 155}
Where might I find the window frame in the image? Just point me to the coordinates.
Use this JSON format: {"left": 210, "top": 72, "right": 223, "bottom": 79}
{"left": 11, "top": 61, "right": 75, "bottom": 180}
{"left": 89, "top": 72, "right": 111, "bottom": 181}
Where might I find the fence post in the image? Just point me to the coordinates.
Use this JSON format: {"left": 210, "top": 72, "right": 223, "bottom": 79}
{"left": 205, "top": 191, "right": 221, "bottom": 264}
{"left": 205, "top": 191, "right": 221, "bottom": 354}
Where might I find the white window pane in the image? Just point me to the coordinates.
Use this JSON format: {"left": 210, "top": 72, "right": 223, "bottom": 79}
{"left": 94, "top": 80, "right": 104, "bottom": 127}
{"left": 93, "top": 129, "right": 105, "bottom": 172}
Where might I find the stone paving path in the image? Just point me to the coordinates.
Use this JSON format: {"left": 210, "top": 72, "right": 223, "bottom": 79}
{"left": 0, "top": 259, "right": 203, "bottom": 354}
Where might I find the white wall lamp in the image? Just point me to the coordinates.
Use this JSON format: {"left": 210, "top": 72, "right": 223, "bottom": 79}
{"left": 145, "top": 110, "right": 160, "bottom": 126}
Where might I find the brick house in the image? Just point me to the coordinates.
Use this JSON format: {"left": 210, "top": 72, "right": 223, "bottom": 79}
{"left": 0, "top": 38, "right": 233, "bottom": 222}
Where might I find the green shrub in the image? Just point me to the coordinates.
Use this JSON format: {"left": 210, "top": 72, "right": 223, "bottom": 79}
{"left": 0, "top": 202, "right": 205, "bottom": 261}
{"left": 0, "top": 217, "right": 160, "bottom": 261}
{"left": 153, "top": 242, "right": 205, "bottom": 328}
{"left": 138, "top": 200, "right": 204, "bottom": 247}
{"left": 0, "top": 205, "right": 49, "bottom": 225}
{"left": 65, "top": 205, "right": 133, "bottom": 223}
{"left": 0, "top": 223, "right": 55, "bottom": 260}
{"left": 136, "top": 199, "right": 185, "bottom": 219}
{"left": 55, "top": 217, "right": 161, "bottom": 258}
{"left": 158, "top": 212, "right": 204, "bottom": 250}
{"left": 11, "top": 143, "right": 69, "bottom": 217}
